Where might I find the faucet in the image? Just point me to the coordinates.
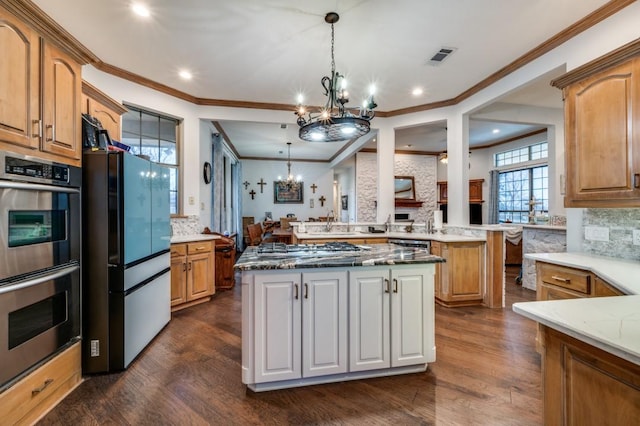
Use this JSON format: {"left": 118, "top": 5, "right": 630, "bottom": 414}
{"left": 325, "top": 210, "right": 334, "bottom": 232}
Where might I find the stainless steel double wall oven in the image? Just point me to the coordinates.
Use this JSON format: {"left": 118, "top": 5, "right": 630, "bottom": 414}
{"left": 0, "top": 151, "right": 81, "bottom": 389}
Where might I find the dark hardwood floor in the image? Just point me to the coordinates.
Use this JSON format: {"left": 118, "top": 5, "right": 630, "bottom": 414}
{"left": 39, "top": 266, "right": 541, "bottom": 425}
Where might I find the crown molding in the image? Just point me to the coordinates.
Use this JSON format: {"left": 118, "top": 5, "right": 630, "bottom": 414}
{"left": 551, "top": 36, "right": 640, "bottom": 89}
{"left": 82, "top": 81, "right": 128, "bottom": 115}
{"left": 17, "top": 0, "right": 633, "bottom": 116}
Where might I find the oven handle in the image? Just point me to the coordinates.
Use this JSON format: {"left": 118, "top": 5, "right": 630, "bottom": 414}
{"left": 0, "top": 264, "right": 79, "bottom": 295}
{"left": 0, "top": 181, "right": 80, "bottom": 194}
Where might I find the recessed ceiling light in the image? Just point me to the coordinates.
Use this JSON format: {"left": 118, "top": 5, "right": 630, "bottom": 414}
{"left": 412, "top": 88, "right": 423, "bottom": 96}
{"left": 179, "top": 70, "right": 192, "bottom": 80}
{"left": 492, "top": 128, "right": 500, "bottom": 134}
{"left": 131, "top": 3, "right": 150, "bottom": 17}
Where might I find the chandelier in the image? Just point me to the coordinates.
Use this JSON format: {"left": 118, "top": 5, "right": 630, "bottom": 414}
{"left": 295, "top": 12, "right": 377, "bottom": 142}
{"left": 277, "top": 142, "right": 301, "bottom": 190}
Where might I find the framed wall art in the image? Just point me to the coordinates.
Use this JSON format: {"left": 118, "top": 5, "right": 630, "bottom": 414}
{"left": 274, "top": 181, "right": 304, "bottom": 204}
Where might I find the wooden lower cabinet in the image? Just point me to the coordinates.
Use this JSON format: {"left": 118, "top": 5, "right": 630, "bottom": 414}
{"left": 170, "top": 241, "right": 215, "bottom": 312}
{"left": 541, "top": 326, "right": 640, "bottom": 425}
{"left": 294, "top": 237, "right": 388, "bottom": 245}
{"left": 0, "top": 342, "right": 82, "bottom": 425}
{"left": 536, "top": 262, "right": 624, "bottom": 301}
{"left": 431, "top": 240, "right": 484, "bottom": 307}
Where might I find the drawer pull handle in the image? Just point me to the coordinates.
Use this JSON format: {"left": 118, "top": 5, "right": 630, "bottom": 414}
{"left": 294, "top": 284, "right": 299, "bottom": 300}
{"left": 45, "top": 124, "right": 55, "bottom": 142}
{"left": 32, "top": 379, "right": 54, "bottom": 396}
{"left": 393, "top": 278, "right": 398, "bottom": 293}
{"left": 384, "top": 279, "right": 390, "bottom": 293}
{"left": 183, "top": 262, "right": 186, "bottom": 272}
{"left": 635, "top": 173, "right": 640, "bottom": 189}
{"left": 194, "top": 246, "right": 206, "bottom": 251}
{"left": 551, "top": 275, "right": 570, "bottom": 283}
{"left": 304, "top": 283, "right": 308, "bottom": 299}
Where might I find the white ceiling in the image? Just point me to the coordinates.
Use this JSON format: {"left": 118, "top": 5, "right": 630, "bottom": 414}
{"left": 32, "top": 0, "right": 607, "bottom": 160}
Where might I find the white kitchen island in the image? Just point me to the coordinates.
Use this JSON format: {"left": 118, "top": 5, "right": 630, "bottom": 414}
{"left": 234, "top": 243, "right": 443, "bottom": 392}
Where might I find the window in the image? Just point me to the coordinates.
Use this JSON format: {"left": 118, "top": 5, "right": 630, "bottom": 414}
{"left": 495, "top": 142, "right": 548, "bottom": 224}
{"left": 122, "top": 106, "right": 181, "bottom": 214}
{"left": 495, "top": 142, "right": 547, "bottom": 167}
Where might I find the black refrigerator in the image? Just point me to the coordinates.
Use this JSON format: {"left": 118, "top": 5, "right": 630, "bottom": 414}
{"left": 82, "top": 151, "right": 171, "bottom": 373}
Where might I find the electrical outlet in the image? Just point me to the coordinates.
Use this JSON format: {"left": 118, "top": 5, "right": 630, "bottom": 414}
{"left": 633, "top": 230, "right": 640, "bottom": 245}
{"left": 584, "top": 226, "right": 609, "bottom": 242}
{"left": 188, "top": 196, "right": 195, "bottom": 205}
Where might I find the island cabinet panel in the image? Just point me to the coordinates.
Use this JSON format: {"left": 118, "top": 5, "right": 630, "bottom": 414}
{"left": 302, "top": 271, "right": 348, "bottom": 378}
{"left": 349, "top": 267, "right": 433, "bottom": 372}
{"left": 253, "top": 271, "right": 347, "bottom": 383}
{"left": 349, "top": 270, "right": 390, "bottom": 371}
{"left": 431, "top": 240, "right": 484, "bottom": 307}
{"left": 254, "top": 273, "right": 301, "bottom": 383}
{"left": 561, "top": 57, "right": 640, "bottom": 207}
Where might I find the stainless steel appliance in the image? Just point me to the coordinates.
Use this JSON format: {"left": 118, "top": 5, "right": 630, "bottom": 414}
{"left": 0, "top": 152, "right": 81, "bottom": 389}
{"left": 82, "top": 150, "right": 171, "bottom": 374}
{"left": 388, "top": 238, "right": 431, "bottom": 252}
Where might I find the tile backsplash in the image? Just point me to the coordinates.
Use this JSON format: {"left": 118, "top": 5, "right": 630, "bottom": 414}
{"left": 582, "top": 208, "right": 640, "bottom": 261}
{"left": 171, "top": 215, "right": 202, "bottom": 236}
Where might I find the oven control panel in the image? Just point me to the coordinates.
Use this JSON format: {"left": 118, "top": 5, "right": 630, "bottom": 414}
{"left": 4, "top": 156, "right": 69, "bottom": 183}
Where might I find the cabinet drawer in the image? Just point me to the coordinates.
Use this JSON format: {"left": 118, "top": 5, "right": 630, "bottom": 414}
{"left": 539, "top": 263, "right": 590, "bottom": 294}
{"left": 0, "top": 342, "right": 81, "bottom": 425}
{"left": 170, "top": 243, "right": 187, "bottom": 257}
{"left": 188, "top": 241, "right": 213, "bottom": 255}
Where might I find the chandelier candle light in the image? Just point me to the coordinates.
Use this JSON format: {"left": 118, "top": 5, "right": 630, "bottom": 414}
{"left": 295, "top": 12, "right": 377, "bottom": 142}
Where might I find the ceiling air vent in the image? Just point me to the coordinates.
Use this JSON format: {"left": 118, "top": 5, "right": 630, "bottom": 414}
{"left": 428, "top": 47, "right": 456, "bottom": 66}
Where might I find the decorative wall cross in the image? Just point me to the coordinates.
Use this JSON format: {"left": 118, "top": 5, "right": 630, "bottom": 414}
{"left": 310, "top": 183, "right": 318, "bottom": 193}
{"left": 257, "top": 178, "right": 267, "bottom": 193}
{"left": 318, "top": 195, "right": 326, "bottom": 207}
{"left": 249, "top": 189, "right": 256, "bottom": 200}
{"left": 243, "top": 181, "right": 250, "bottom": 190}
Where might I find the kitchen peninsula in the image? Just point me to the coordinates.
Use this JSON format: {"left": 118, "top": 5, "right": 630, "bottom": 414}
{"left": 235, "top": 243, "right": 443, "bottom": 391}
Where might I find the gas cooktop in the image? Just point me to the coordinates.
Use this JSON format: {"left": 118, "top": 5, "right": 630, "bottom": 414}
{"left": 256, "top": 241, "right": 366, "bottom": 254}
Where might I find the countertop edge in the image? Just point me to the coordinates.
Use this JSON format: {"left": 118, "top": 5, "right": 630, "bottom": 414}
{"left": 513, "top": 298, "right": 640, "bottom": 366}
{"left": 170, "top": 234, "right": 221, "bottom": 244}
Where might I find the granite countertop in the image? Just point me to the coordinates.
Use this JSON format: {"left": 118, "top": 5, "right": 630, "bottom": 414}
{"left": 513, "top": 295, "right": 640, "bottom": 366}
{"left": 234, "top": 243, "right": 444, "bottom": 271}
{"left": 294, "top": 230, "right": 485, "bottom": 243}
{"left": 525, "top": 252, "right": 640, "bottom": 295}
{"left": 170, "top": 234, "right": 221, "bottom": 244}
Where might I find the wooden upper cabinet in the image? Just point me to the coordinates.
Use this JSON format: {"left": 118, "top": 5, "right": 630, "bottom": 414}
{"left": 41, "top": 42, "right": 81, "bottom": 161}
{"left": 0, "top": 8, "right": 39, "bottom": 149}
{"left": 82, "top": 81, "right": 128, "bottom": 142}
{"left": 437, "top": 179, "right": 484, "bottom": 203}
{"left": 0, "top": 3, "right": 95, "bottom": 166}
{"left": 555, "top": 53, "right": 640, "bottom": 207}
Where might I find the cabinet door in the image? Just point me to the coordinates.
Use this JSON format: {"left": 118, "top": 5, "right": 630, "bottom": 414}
{"left": 186, "top": 251, "right": 212, "bottom": 300}
{"left": 301, "top": 271, "right": 347, "bottom": 378}
{"left": 391, "top": 268, "right": 434, "bottom": 367}
{"left": 565, "top": 59, "right": 640, "bottom": 205}
{"left": 41, "top": 41, "right": 81, "bottom": 160}
{"left": 349, "top": 269, "right": 390, "bottom": 372}
{"left": 170, "top": 254, "right": 187, "bottom": 306}
{"left": 438, "top": 242, "right": 484, "bottom": 305}
{"left": 254, "top": 273, "right": 301, "bottom": 383}
{"left": 0, "top": 9, "right": 39, "bottom": 149}
{"left": 538, "top": 283, "right": 584, "bottom": 301}
{"left": 85, "top": 96, "right": 122, "bottom": 141}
